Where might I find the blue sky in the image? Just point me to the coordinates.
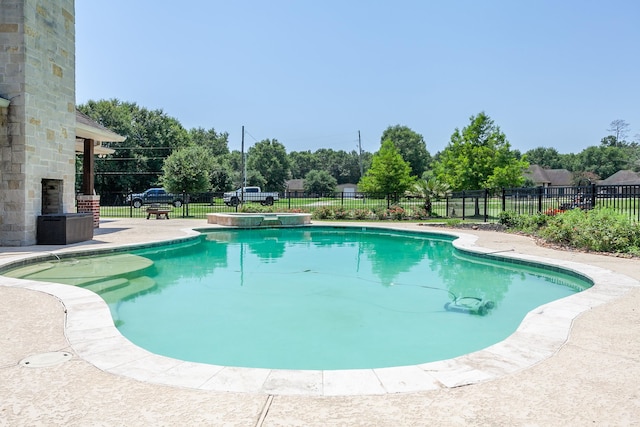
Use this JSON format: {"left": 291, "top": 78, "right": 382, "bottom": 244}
{"left": 76, "top": 1, "right": 640, "bottom": 155}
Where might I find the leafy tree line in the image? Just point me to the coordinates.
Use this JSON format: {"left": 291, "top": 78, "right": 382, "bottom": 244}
{"left": 524, "top": 119, "right": 640, "bottom": 183}
{"left": 78, "top": 99, "right": 375, "bottom": 194}
{"left": 78, "top": 99, "right": 639, "bottom": 198}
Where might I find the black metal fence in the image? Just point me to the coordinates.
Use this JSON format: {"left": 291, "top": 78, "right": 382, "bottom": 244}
{"left": 94, "top": 184, "right": 640, "bottom": 222}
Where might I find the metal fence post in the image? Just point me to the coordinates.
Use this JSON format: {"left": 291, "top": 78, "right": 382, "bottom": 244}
{"left": 462, "top": 191, "right": 466, "bottom": 221}
{"left": 484, "top": 189, "right": 488, "bottom": 222}
{"left": 537, "top": 186, "right": 543, "bottom": 213}
{"left": 183, "top": 190, "right": 188, "bottom": 218}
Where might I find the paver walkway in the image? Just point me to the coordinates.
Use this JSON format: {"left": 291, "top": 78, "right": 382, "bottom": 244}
{"left": 1, "top": 219, "right": 638, "bottom": 426}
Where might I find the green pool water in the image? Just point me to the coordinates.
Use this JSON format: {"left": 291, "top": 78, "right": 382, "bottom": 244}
{"left": 3, "top": 227, "right": 591, "bottom": 370}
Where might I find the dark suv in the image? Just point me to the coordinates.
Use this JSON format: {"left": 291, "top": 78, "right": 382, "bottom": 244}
{"left": 126, "top": 188, "right": 183, "bottom": 208}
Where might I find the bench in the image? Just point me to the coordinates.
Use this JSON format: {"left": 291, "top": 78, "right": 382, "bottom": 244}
{"left": 146, "top": 207, "right": 171, "bottom": 220}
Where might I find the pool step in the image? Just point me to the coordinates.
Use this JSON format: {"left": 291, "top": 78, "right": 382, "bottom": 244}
{"left": 98, "top": 276, "right": 157, "bottom": 304}
{"left": 260, "top": 217, "right": 282, "bottom": 226}
{"left": 83, "top": 277, "right": 129, "bottom": 294}
{"left": 3, "top": 262, "right": 56, "bottom": 278}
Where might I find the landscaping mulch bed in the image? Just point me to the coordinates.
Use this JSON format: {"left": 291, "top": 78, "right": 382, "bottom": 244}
{"left": 425, "top": 222, "right": 639, "bottom": 260}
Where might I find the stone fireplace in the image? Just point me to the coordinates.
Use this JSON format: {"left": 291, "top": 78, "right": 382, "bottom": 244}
{"left": 42, "top": 179, "right": 63, "bottom": 215}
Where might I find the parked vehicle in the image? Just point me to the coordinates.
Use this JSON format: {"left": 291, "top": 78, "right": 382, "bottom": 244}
{"left": 126, "top": 188, "right": 184, "bottom": 208}
{"left": 223, "top": 186, "right": 279, "bottom": 207}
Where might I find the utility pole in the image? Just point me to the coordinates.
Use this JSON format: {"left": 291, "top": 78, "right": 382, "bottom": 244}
{"left": 358, "top": 130, "right": 364, "bottom": 178}
{"left": 241, "top": 125, "right": 245, "bottom": 204}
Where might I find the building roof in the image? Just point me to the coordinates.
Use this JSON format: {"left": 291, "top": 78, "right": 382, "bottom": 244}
{"left": 599, "top": 170, "right": 640, "bottom": 185}
{"left": 75, "top": 110, "right": 126, "bottom": 155}
{"left": 544, "top": 169, "right": 573, "bottom": 186}
{"left": 525, "top": 165, "right": 550, "bottom": 184}
{"left": 285, "top": 179, "right": 305, "bottom": 191}
{"left": 525, "top": 165, "right": 573, "bottom": 186}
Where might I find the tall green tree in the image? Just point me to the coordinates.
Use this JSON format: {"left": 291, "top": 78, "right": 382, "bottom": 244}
{"left": 434, "top": 112, "right": 528, "bottom": 190}
{"left": 209, "top": 156, "right": 235, "bottom": 192}
{"left": 161, "top": 145, "right": 214, "bottom": 194}
{"left": 575, "top": 145, "right": 627, "bottom": 179}
{"left": 189, "top": 127, "right": 229, "bottom": 156}
{"left": 78, "top": 99, "right": 190, "bottom": 193}
{"left": 524, "top": 147, "right": 564, "bottom": 169}
{"left": 358, "top": 140, "right": 414, "bottom": 195}
{"left": 380, "top": 125, "right": 431, "bottom": 177}
{"left": 288, "top": 150, "right": 319, "bottom": 179}
{"left": 246, "top": 139, "right": 290, "bottom": 192}
{"left": 303, "top": 170, "right": 338, "bottom": 194}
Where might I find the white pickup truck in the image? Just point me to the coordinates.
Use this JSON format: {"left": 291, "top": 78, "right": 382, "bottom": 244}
{"left": 223, "top": 187, "right": 279, "bottom": 207}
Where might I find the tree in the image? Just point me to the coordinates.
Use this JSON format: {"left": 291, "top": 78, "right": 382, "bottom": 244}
{"left": 161, "top": 145, "right": 214, "bottom": 195}
{"left": 303, "top": 170, "right": 337, "bottom": 194}
{"left": 433, "top": 112, "right": 528, "bottom": 190}
{"left": 209, "top": 156, "right": 234, "bottom": 192}
{"left": 78, "top": 99, "right": 190, "bottom": 193}
{"left": 600, "top": 135, "right": 619, "bottom": 147}
{"left": 574, "top": 145, "right": 627, "bottom": 179}
{"left": 410, "top": 176, "right": 451, "bottom": 216}
{"left": 524, "top": 147, "right": 564, "bottom": 169}
{"left": 288, "top": 150, "right": 318, "bottom": 179}
{"left": 288, "top": 149, "right": 373, "bottom": 183}
{"left": 380, "top": 125, "right": 431, "bottom": 177}
{"left": 358, "top": 140, "right": 414, "bottom": 195}
{"left": 189, "top": 127, "right": 229, "bottom": 156}
{"left": 246, "top": 139, "right": 290, "bottom": 192}
{"left": 607, "top": 119, "right": 631, "bottom": 146}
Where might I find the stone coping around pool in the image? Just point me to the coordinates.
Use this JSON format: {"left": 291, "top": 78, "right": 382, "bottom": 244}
{"left": 207, "top": 212, "right": 312, "bottom": 227}
{"left": 1, "top": 224, "right": 638, "bottom": 396}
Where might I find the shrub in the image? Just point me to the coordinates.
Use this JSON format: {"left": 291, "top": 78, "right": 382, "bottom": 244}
{"left": 388, "top": 205, "right": 407, "bottom": 220}
{"left": 519, "top": 212, "right": 550, "bottom": 233}
{"left": 538, "top": 207, "right": 640, "bottom": 254}
{"left": 333, "top": 207, "right": 350, "bottom": 219}
{"left": 239, "top": 204, "right": 274, "bottom": 213}
{"left": 498, "top": 210, "right": 523, "bottom": 228}
{"left": 412, "top": 207, "right": 431, "bottom": 220}
{"left": 285, "top": 208, "right": 309, "bottom": 214}
{"left": 352, "top": 208, "right": 371, "bottom": 220}
{"left": 312, "top": 206, "right": 334, "bottom": 220}
{"left": 372, "top": 207, "right": 388, "bottom": 220}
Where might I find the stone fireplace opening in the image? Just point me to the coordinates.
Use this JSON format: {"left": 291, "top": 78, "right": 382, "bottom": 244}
{"left": 42, "top": 179, "right": 63, "bottom": 214}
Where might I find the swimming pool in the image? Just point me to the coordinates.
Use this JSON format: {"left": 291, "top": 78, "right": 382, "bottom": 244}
{"left": 3, "top": 226, "right": 592, "bottom": 371}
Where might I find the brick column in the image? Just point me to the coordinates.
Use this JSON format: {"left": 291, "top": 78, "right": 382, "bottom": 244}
{"left": 76, "top": 195, "right": 100, "bottom": 228}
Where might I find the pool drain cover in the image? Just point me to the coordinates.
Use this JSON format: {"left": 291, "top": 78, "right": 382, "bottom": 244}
{"left": 19, "top": 351, "right": 72, "bottom": 368}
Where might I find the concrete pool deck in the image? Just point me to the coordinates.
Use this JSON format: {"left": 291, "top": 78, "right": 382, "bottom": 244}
{"left": 1, "top": 218, "right": 639, "bottom": 425}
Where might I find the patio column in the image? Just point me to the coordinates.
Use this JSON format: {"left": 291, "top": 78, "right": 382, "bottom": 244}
{"left": 78, "top": 138, "right": 100, "bottom": 228}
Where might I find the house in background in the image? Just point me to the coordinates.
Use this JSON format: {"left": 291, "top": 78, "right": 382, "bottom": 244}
{"left": 598, "top": 170, "right": 640, "bottom": 197}
{"left": 284, "top": 179, "right": 305, "bottom": 197}
{"left": 524, "top": 165, "right": 573, "bottom": 187}
{"left": 598, "top": 170, "right": 640, "bottom": 186}
{"left": 337, "top": 183, "right": 358, "bottom": 198}
{"left": 285, "top": 179, "right": 359, "bottom": 197}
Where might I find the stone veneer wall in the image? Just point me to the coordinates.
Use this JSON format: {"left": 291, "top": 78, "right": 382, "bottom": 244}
{"left": 0, "top": 0, "right": 76, "bottom": 246}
